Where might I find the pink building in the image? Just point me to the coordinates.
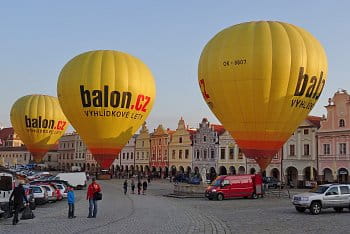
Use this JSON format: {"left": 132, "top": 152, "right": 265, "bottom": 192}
{"left": 318, "top": 90, "right": 350, "bottom": 183}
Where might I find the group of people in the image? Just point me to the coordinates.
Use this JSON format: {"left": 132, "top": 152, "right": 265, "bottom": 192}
{"left": 10, "top": 176, "right": 151, "bottom": 225}
{"left": 123, "top": 179, "right": 148, "bottom": 195}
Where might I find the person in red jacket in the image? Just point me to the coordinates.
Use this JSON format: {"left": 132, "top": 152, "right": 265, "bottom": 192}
{"left": 86, "top": 178, "right": 101, "bottom": 218}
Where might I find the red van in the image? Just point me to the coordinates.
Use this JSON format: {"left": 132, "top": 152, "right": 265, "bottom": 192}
{"left": 205, "top": 174, "right": 263, "bottom": 200}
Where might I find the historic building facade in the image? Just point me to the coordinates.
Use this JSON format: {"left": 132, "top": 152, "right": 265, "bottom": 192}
{"left": 58, "top": 132, "right": 87, "bottom": 171}
{"left": 318, "top": 90, "right": 350, "bottom": 183}
{"left": 217, "top": 130, "right": 246, "bottom": 176}
{"left": 113, "top": 135, "right": 137, "bottom": 174}
{"left": 149, "top": 124, "right": 171, "bottom": 177}
{"left": 0, "top": 128, "right": 23, "bottom": 148}
{"left": 135, "top": 122, "right": 151, "bottom": 174}
{"left": 192, "top": 118, "right": 219, "bottom": 180}
{"left": 282, "top": 116, "right": 320, "bottom": 187}
{"left": 168, "top": 117, "right": 194, "bottom": 175}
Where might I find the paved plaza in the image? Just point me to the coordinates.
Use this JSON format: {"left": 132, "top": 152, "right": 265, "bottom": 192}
{"left": 1, "top": 179, "right": 350, "bottom": 234}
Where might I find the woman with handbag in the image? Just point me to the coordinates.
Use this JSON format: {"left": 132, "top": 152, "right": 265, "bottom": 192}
{"left": 86, "top": 178, "right": 101, "bottom": 218}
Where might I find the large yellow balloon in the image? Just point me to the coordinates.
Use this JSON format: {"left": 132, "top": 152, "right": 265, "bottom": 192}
{"left": 10, "top": 95, "right": 69, "bottom": 163}
{"left": 57, "top": 50, "right": 156, "bottom": 169}
{"left": 198, "top": 21, "right": 327, "bottom": 170}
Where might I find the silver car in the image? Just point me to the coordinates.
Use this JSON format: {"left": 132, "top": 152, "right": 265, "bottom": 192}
{"left": 292, "top": 184, "right": 350, "bottom": 215}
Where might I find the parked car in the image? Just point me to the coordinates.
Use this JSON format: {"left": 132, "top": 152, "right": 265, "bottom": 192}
{"left": 263, "top": 177, "right": 284, "bottom": 189}
{"left": 54, "top": 183, "right": 68, "bottom": 198}
{"left": 23, "top": 185, "right": 36, "bottom": 210}
{"left": 0, "top": 172, "right": 15, "bottom": 218}
{"left": 39, "top": 185, "right": 57, "bottom": 202}
{"left": 292, "top": 184, "right": 350, "bottom": 215}
{"left": 205, "top": 174, "right": 263, "bottom": 201}
{"left": 30, "top": 185, "right": 48, "bottom": 205}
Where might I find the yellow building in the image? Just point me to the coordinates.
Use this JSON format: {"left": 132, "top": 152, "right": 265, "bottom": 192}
{"left": 135, "top": 122, "right": 151, "bottom": 174}
{"left": 168, "top": 117, "right": 195, "bottom": 176}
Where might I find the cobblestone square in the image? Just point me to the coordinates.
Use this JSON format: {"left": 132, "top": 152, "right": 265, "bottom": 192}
{"left": 1, "top": 179, "right": 350, "bottom": 234}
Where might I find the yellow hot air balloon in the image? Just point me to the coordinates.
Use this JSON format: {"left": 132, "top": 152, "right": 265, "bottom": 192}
{"left": 57, "top": 50, "right": 156, "bottom": 169}
{"left": 10, "top": 95, "right": 69, "bottom": 163}
{"left": 198, "top": 21, "right": 327, "bottom": 170}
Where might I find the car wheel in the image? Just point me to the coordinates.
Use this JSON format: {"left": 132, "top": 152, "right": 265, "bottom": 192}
{"left": 310, "top": 202, "right": 322, "bottom": 215}
{"left": 251, "top": 193, "right": 258, "bottom": 199}
{"left": 217, "top": 193, "right": 224, "bottom": 201}
{"left": 274, "top": 184, "right": 277, "bottom": 189}
{"left": 334, "top": 207, "right": 343, "bottom": 212}
{"left": 208, "top": 198, "right": 213, "bottom": 200}
{"left": 295, "top": 207, "right": 306, "bottom": 213}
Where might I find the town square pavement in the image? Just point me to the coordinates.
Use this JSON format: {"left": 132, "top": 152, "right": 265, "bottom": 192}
{"left": 1, "top": 179, "right": 350, "bottom": 234}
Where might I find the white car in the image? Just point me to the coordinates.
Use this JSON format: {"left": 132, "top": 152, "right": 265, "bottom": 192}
{"left": 40, "top": 185, "right": 57, "bottom": 202}
{"left": 55, "top": 172, "right": 87, "bottom": 189}
{"left": 55, "top": 183, "right": 68, "bottom": 198}
{"left": 30, "top": 185, "right": 49, "bottom": 205}
{"left": 292, "top": 184, "right": 350, "bottom": 215}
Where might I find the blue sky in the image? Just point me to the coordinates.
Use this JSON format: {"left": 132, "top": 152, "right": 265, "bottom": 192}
{"left": 0, "top": 1, "right": 349, "bottom": 132}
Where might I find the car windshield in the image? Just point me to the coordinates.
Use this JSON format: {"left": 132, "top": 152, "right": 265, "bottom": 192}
{"left": 56, "top": 184, "right": 63, "bottom": 189}
{"left": 211, "top": 179, "right": 222, "bottom": 187}
{"left": 310, "top": 186, "right": 329, "bottom": 194}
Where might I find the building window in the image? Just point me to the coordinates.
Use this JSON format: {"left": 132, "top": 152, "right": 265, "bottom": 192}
{"left": 146, "top": 152, "right": 149, "bottom": 159}
{"left": 131, "top": 152, "right": 133, "bottom": 160}
{"left": 229, "top": 147, "right": 234, "bottom": 160}
{"left": 172, "top": 150, "right": 175, "bottom": 159}
{"left": 179, "top": 137, "right": 182, "bottom": 143}
{"left": 123, "top": 153, "right": 125, "bottom": 160}
{"left": 211, "top": 149, "right": 214, "bottom": 159}
{"left": 304, "top": 129, "right": 309, "bottom": 135}
{"left": 137, "top": 152, "right": 139, "bottom": 160}
{"left": 142, "top": 152, "right": 144, "bottom": 159}
{"left": 159, "top": 139, "right": 161, "bottom": 145}
{"left": 304, "top": 144, "right": 310, "bottom": 156}
{"left": 185, "top": 149, "right": 189, "bottom": 159}
{"left": 203, "top": 150, "right": 207, "bottom": 159}
{"left": 273, "top": 154, "right": 278, "bottom": 159}
{"left": 196, "top": 150, "right": 199, "bottom": 159}
{"left": 339, "top": 119, "right": 345, "bottom": 127}
{"left": 24, "top": 154, "right": 26, "bottom": 161}
{"left": 323, "top": 144, "right": 330, "bottom": 155}
{"left": 48, "top": 155, "right": 51, "bottom": 162}
{"left": 142, "top": 141, "right": 144, "bottom": 147}
{"left": 238, "top": 149, "right": 243, "bottom": 159}
{"left": 220, "top": 148, "right": 225, "bottom": 160}
{"left": 127, "top": 153, "right": 129, "bottom": 160}
{"left": 289, "top": 145, "right": 295, "bottom": 156}
{"left": 203, "top": 136, "right": 206, "bottom": 142}
{"left": 340, "top": 143, "right": 347, "bottom": 155}
{"left": 179, "top": 150, "right": 182, "bottom": 159}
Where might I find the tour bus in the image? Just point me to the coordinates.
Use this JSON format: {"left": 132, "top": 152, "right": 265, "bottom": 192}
{"left": 0, "top": 172, "right": 15, "bottom": 218}
{"left": 205, "top": 174, "right": 263, "bottom": 200}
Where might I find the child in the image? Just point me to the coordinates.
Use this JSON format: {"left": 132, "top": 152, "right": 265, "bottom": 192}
{"left": 67, "top": 186, "right": 76, "bottom": 218}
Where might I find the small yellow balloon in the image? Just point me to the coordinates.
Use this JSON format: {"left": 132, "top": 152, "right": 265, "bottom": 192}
{"left": 198, "top": 21, "right": 327, "bottom": 170}
{"left": 10, "top": 95, "right": 69, "bottom": 163}
{"left": 57, "top": 50, "right": 156, "bottom": 169}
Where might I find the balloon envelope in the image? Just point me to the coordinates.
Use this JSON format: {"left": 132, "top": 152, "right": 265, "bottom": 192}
{"left": 198, "top": 21, "right": 327, "bottom": 170}
{"left": 57, "top": 50, "right": 156, "bottom": 169}
{"left": 10, "top": 95, "right": 69, "bottom": 163}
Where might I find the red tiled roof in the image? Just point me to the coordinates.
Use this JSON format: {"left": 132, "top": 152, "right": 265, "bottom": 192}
{"left": 211, "top": 124, "right": 225, "bottom": 135}
{"left": 307, "top": 115, "right": 321, "bottom": 128}
{"left": 0, "top": 128, "right": 14, "bottom": 140}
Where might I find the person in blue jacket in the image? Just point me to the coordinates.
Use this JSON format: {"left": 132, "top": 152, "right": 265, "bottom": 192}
{"left": 67, "top": 186, "right": 76, "bottom": 219}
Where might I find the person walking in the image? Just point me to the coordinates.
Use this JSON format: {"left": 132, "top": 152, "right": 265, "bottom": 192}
{"left": 142, "top": 180, "right": 148, "bottom": 195}
{"left": 9, "top": 181, "right": 28, "bottom": 225}
{"left": 137, "top": 180, "right": 142, "bottom": 195}
{"left": 123, "top": 180, "right": 128, "bottom": 195}
{"left": 67, "top": 186, "right": 76, "bottom": 219}
{"left": 131, "top": 179, "right": 135, "bottom": 194}
{"left": 86, "top": 178, "right": 101, "bottom": 218}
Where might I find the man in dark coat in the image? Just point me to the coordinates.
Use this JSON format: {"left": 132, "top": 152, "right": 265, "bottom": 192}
{"left": 9, "top": 181, "right": 28, "bottom": 225}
